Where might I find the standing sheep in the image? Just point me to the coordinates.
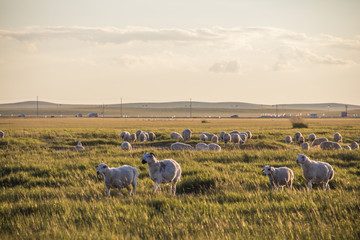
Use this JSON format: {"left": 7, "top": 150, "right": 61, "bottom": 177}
{"left": 308, "top": 133, "right": 316, "bottom": 142}
{"left": 129, "top": 133, "right": 137, "bottom": 142}
{"left": 296, "top": 154, "right": 334, "bottom": 190}
{"left": 199, "top": 133, "right": 208, "bottom": 142}
{"left": 350, "top": 141, "right": 359, "bottom": 150}
{"left": 209, "top": 143, "right": 221, "bottom": 152}
{"left": 136, "top": 130, "right": 142, "bottom": 139}
{"left": 211, "top": 135, "right": 218, "bottom": 143}
{"left": 120, "top": 131, "right": 131, "bottom": 141}
{"left": 320, "top": 141, "right": 342, "bottom": 150}
{"left": 196, "top": 143, "right": 210, "bottom": 151}
{"left": 141, "top": 152, "right": 181, "bottom": 195}
{"left": 182, "top": 129, "right": 192, "bottom": 141}
{"left": 223, "top": 133, "right": 231, "bottom": 145}
{"left": 96, "top": 163, "right": 139, "bottom": 197}
{"left": 245, "top": 131, "right": 253, "bottom": 139}
{"left": 301, "top": 142, "right": 310, "bottom": 150}
{"left": 285, "top": 135, "right": 293, "bottom": 144}
{"left": 311, "top": 138, "right": 328, "bottom": 147}
{"left": 139, "top": 132, "right": 148, "bottom": 142}
{"left": 333, "top": 132, "right": 342, "bottom": 143}
{"left": 170, "top": 142, "right": 194, "bottom": 151}
{"left": 231, "top": 133, "right": 243, "bottom": 147}
{"left": 201, "top": 133, "right": 215, "bottom": 141}
{"left": 294, "top": 132, "right": 302, "bottom": 143}
{"left": 262, "top": 166, "right": 294, "bottom": 190}
{"left": 170, "top": 132, "right": 183, "bottom": 141}
{"left": 219, "top": 131, "right": 226, "bottom": 142}
{"left": 148, "top": 132, "right": 156, "bottom": 141}
{"left": 298, "top": 136, "right": 305, "bottom": 145}
{"left": 121, "top": 141, "right": 132, "bottom": 151}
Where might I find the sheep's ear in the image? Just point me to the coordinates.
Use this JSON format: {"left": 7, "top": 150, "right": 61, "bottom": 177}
{"left": 150, "top": 152, "right": 156, "bottom": 157}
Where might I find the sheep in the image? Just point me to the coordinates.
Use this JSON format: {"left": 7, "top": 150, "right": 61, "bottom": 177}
{"left": 0, "top": 130, "right": 4, "bottom": 138}
{"left": 121, "top": 141, "right": 132, "bottom": 151}
{"left": 199, "top": 133, "right": 208, "bottom": 142}
{"left": 219, "top": 131, "right": 226, "bottom": 142}
{"left": 75, "top": 141, "right": 85, "bottom": 151}
{"left": 294, "top": 132, "right": 302, "bottom": 143}
{"left": 148, "top": 132, "right": 156, "bottom": 141}
{"left": 141, "top": 152, "right": 181, "bottom": 195}
{"left": 342, "top": 145, "right": 351, "bottom": 150}
{"left": 201, "top": 132, "right": 215, "bottom": 141}
{"left": 333, "top": 132, "right": 342, "bottom": 143}
{"left": 350, "top": 141, "right": 359, "bottom": 150}
{"left": 320, "top": 141, "right": 342, "bottom": 150}
{"left": 196, "top": 142, "right": 209, "bottom": 151}
{"left": 223, "top": 133, "right": 231, "bottom": 145}
{"left": 129, "top": 133, "right": 137, "bottom": 142}
{"left": 136, "top": 130, "right": 142, "bottom": 139}
{"left": 311, "top": 137, "right": 328, "bottom": 147}
{"left": 245, "top": 131, "right": 253, "bottom": 139}
{"left": 308, "top": 133, "right": 316, "bottom": 142}
{"left": 301, "top": 142, "right": 310, "bottom": 150}
{"left": 229, "top": 130, "right": 240, "bottom": 135}
{"left": 211, "top": 135, "right": 218, "bottom": 143}
{"left": 139, "top": 132, "right": 148, "bottom": 142}
{"left": 231, "top": 133, "right": 244, "bottom": 147}
{"left": 296, "top": 154, "right": 334, "bottom": 190}
{"left": 170, "top": 132, "right": 183, "bottom": 141}
{"left": 96, "top": 163, "right": 139, "bottom": 197}
{"left": 285, "top": 135, "right": 293, "bottom": 144}
{"left": 262, "top": 165, "right": 294, "bottom": 190}
{"left": 120, "top": 131, "right": 131, "bottom": 141}
{"left": 208, "top": 143, "right": 221, "bottom": 152}
{"left": 298, "top": 136, "right": 305, "bottom": 145}
{"left": 170, "top": 142, "right": 194, "bottom": 151}
{"left": 239, "top": 133, "right": 248, "bottom": 142}
{"left": 182, "top": 129, "right": 192, "bottom": 141}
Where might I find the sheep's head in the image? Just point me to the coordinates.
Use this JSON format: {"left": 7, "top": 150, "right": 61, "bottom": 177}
{"left": 141, "top": 152, "right": 156, "bottom": 164}
{"left": 263, "top": 165, "right": 274, "bottom": 175}
{"left": 96, "top": 163, "right": 109, "bottom": 176}
{"left": 296, "top": 154, "right": 307, "bottom": 164}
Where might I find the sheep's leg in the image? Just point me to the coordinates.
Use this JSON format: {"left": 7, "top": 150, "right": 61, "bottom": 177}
{"left": 106, "top": 186, "right": 110, "bottom": 197}
{"left": 126, "top": 185, "right": 132, "bottom": 196}
{"left": 324, "top": 181, "right": 330, "bottom": 190}
{"left": 152, "top": 182, "right": 160, "bottom": 194}
{"left": 172, "top": 183, "right": 177, "bottom": 196}
{"left": 289, "top": 180, "right": 293, "bottom": 190}
{"left": 132, "top": 182, "right": 137, "bottom": 195}
{"left": 307, "top": 179, "right": 313, "bottom": 190}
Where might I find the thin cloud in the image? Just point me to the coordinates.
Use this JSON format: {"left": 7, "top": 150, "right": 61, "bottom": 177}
{"left": 209, "top": 60, "right": 242, "bottom": 73}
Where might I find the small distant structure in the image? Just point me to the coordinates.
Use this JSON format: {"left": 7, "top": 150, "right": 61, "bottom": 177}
{"left": 87, "top": 113, "right": 98, "bottom": 118}
{"left": 341, "top": 112, "right": 348, "bottom": 118}
{"left": 230, "top": 114, "right": 239, "bottom": 118}
{"left": 310, "top": 113, "right": 318, "bottom": 118}
{"left": 75, "top": 113, "right": 83, "bottom": 117}
{"left": 18, "top": 113, "right": 26, "bottom": 117}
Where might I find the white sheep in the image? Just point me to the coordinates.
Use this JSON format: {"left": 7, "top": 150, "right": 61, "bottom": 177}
{"left": 0, "top": 130, "right": 4, "bottom": 138}
{"left": 75, "top": 141, "right": 85, "bottom": 151}
{"left": 121, "top": 141, "right": 132, "bottom": 151}
{"left": 170, "top": 132, "right": 183, "bottom": 141}
{"left": 231, "top": 133, "right": 244, "bottom": 147}
{"left": 333, "top": 132, "right": 342, "bottom": 142}
{"left": 311, "top": 137, "right": 328, "bottom": 147}
{"left": 170, "top": 142, "right": 194, "bottom": 151}
{"left": 219, "top": 131, "right": 226, "bottom": 142}
{"left": 294, "top": 132, "right": 302, "bottom": 143}
{"left": 285, "top": 135, "right": 293, "bottom": 144}
{"left": 223, "top": 133, "right": 231, "bottom": 145}
{"left": 262, "top": 165, "right": 294, "bottom": 190}
{"left": 211, "top": 135, "right": 218, "bottom": 143}
{"left": 320, "top": 141, "right": 342, "bottom": 150}
{"left": 182, "top": 129, "right": 192, "bottom": 141}
{"left": 208, "top": 143, "right": 221, "bottom": 152}
{"left": 129, "top": 133, "right": 137, "bottom": 142}
{"left": 141, "top": 152, "right": 181, "bottom": 195}
{"left": 120, "top": 131, "right": 131, "bottom": 141}
{"left": 301, "top": 142, "right": 310, "bottom": 150}
{"left": 296, "top": 154, "right": 334, "bottom": 190}
{"left": 350, "top": 141, "right": 359, "bottom": 150}
{"left": 136, "top": 130, "right": 142, "bottom": 139}
{"left": 298, "top": 136, "right": 305, "bottom": 145}
{"left": 195, "top": 142, "right": 209, "bottom": 151}
{"left": 148, "top": 132, "right": 156, "bottom": 141}
{"left": 308, "top": 133, "right": 316, "bottom": 142}
{"left": 139, "top": 132, "right": 148, "bottom": 142}
{"left": 96, "top": 163, "right": 139, "bottom": 197}
{"left": 245, "top": 131, "right": 253, "bottom": 139}
{"left": 199, "top": 133, "right": 208, "bottom": 142}
{"left": 201, "top": 132, "right": 215, "bottom": 141}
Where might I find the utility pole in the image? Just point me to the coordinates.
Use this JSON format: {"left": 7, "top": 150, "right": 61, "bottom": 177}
{"left": 189, "top": 98, "right": 192, "bottom": 118}
{"left": 120, "top": 98, "right": 123, "bottom": 118}
{"left": 37, "top": 96, "right": 39, "bottom": 118}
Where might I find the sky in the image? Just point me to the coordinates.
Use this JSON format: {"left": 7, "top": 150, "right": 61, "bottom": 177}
{"left": 0, "top": 0, "right": 360, "bottom": 105}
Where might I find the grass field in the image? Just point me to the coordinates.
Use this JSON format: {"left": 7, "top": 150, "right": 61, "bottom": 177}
{"left": 0, "top": 118, "right": 359, "bottom": 239}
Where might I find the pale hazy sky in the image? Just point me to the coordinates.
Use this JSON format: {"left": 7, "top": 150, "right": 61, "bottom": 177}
{"left": 0, "top": 0, "right": 359, "bottom": 105}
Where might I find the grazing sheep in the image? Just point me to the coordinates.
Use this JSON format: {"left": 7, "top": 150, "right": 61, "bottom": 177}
{"left": 97, "top": 163, "right": 139, "bottom": 197}
{"left": 182, "top": 129, "right": 192, "bottom": 141}
{"left": 342, "top": 145, "right": 351, "bottom": 150}
{"left": 223, "top": 133, "right": 231, "bottom": 145}
{"left": 311, "top": 137, "right": 328, "bottom": 147}
{"left": 231, "top": 133, "right": 243, "bottom": 147}
{"left": 136, "top": 130, "right": 142, "bottom": 139}
{"left": 219, "top": 131, "right": 226, "bottom": 142}
{"left": 200, "top": 133, "right": 208, "bottom": 142}
{"left": 320, "top": 141, "right": 342, "bottom": 150}
{"left": 229, "top": 130, "right": 241, "bottom": 135}
{"left": 333, "top": 132, "right": 342, "bottom": 143}
{"left": 294, "top": 132, "right": 302, "bottom": 143}
{"left": 121, "top": 141, "right": 132, "bottom": 151}
{"left": 296, "top": 154, "right": 334, "bottom": 190}
{"left": 139, "top": 132, "right": 148, "bottom": 142}
{"left": 120, "top": 131, "right": 131, "bottom": 141}
{"left": 0, "top": 130, "right": 4, "bottom": 138}
{"left": 209, "top": 143, "right": 221, "bottom": 151}
{"left": 262, "top": 165, "right": 294, "bottom": 190}
{"left": 298, "top": 136, "right": 305, "bottom": 145}
{"left": 211, "top": 135, "right": 218, "bottom": 143}
{"left": 148, "top": 132, "right": 156, "bottom": 141}
{"left": 202, "top": 132, "right": 215, "bottom": 141}
{"left": 245, "top": 131, "right": 253, "bottom": 139}
{"left": 170, "top": 142, "right": 194, "bottom": 151}
{"left": 129, "top": 133, "right": 137, "bottom": 142}
{"left": 285, "top": 135, "right": 293, "bottom": 144}
{"left": 301, "top": 142, "right": 310, "bottom": 150}
{"left": 196, "top": 143, "right": 209, "bottom": 151}
{"left": 171, "top": 132, "right": 183, "bottom": 141}
{"left": 350, "top": 141, "right": 359, "bottom": 150}
{"left": 141, "top": 152, "right": 181, "bottom": 195}
{"left": 308, "top": 133, "right": 316, "bottom": 142}
{"left": 239, "top": 133, "right": 248, "bottom": 142}
{"left": 75, "top": 141, "right": 85, "bottom": 151}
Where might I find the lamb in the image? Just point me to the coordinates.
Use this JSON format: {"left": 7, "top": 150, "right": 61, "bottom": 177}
{"left": 320, "top": 141, "right": 342, "bottom": 150}
{"left": 219, "top": 131, "right": 226, "bottom": 142}
{"left": 208, "top": 143, "right": 221, "bottom": 152}
{"left": 96, "top": 163, "right": 139, "bottom": 197}
{"left": 148, "top": 132, "right": 156, "bottom": 141}
{"left": 141, "top": 152, "right": 181, "bottom": 195}
{"left": 296, "top": 154, "right": 334, "bottom": 190}
{"left": 170, "top": 132, "right": 183, "bottom": 141}
{"left": 199, "top": 133, "right": 208, "bottom": 142}
{"left": 75, "top": 141, "right": 85, "bottom": 151}
{"left": 120, "top": 131, "right": 131, "bottom": 141}
{"left": 211, "top": 135, "right": 218, "bottom": 143}
{"left": 121, "top": 141, "right": 132, "bottom": 151}
{"left": 285, "top": 135, "right": 293, "bottom": 144}
{"left": 170, "top": 142, "right": 194, "bottom": 151}
{"left": 196, "top": 142, "right": 209, "bottom": 151}
{"left": 308, "top": 133, "right": 316, "bottom": 142}
{"left": 294, "top": 132, "right": 302, "bottom": 143}
{"left": 350, "top": 141, "right": 359, "bottom": 150}
{"left": 223, "top": 133, "right": 231, "bottom": 145}
{"left": 262, "top": 165, "right": 294, "bottom": 190}
{"left": 311, "top": 137, "right": 328, "bottom": 147}
{"left": 301, "top": 142, "right": 310, "bottom": 150}
{"left": 0, "top": 130, "right": 4, "bottom": 138}
{"left": 333, "top": 132, "right": 342, "bottom": 142}
{"left": 182, "top": 129, "right": 192, "bottom": 141}
{"left": 129, "top": 133, "right": 137, "bottom": 142}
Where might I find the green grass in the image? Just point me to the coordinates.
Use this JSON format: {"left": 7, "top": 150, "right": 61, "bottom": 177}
{"left": 0, "top": 118, "right": 359, "bottom": 239}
